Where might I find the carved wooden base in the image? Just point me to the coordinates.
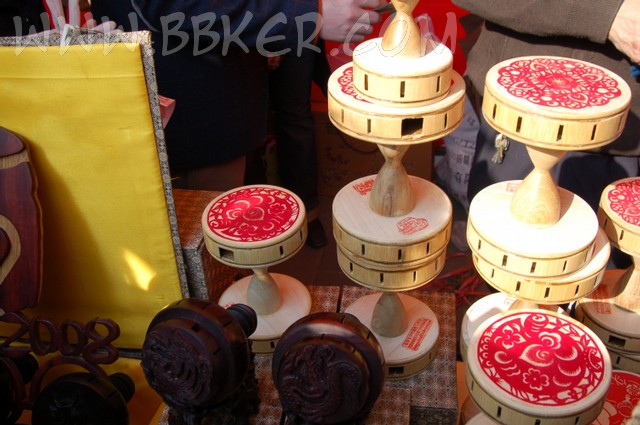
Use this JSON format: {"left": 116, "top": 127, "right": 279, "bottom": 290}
{"left": 219, "top": 273, "right": 312, "bottom": 354}
{"left": 345, "top": 293, "right": 439, "bottom": 380}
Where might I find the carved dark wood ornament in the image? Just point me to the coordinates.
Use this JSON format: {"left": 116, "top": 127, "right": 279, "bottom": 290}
{"left": 272, "top": 312, "right": 385, "bottom": 425}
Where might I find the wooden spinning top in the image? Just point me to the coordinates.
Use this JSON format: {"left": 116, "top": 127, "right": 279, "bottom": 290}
{"left": 482, "top": 56, "right": 631, "bottom": 227}
{"left": 202, "top": 185, "right": 311, "bottom": 353}
{"left": 598, "top": 177, "right": 640, "bottom": 313}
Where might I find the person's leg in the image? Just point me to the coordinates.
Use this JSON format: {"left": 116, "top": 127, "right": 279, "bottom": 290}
{"left": 270, "top": 50, "right": 326, "bottom": 247}
{"left": 171, "top": 156, "right": 247, "bottom": 192}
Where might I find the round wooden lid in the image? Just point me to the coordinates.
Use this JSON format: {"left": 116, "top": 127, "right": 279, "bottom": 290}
{"left": 468, "top": 309, "right": 611, "bottom": 420}
{"left": 460, "top": 293, "right": 521, "bottom": 363}
{"left": 599, "top": 177, "right": 640, "bottom": 255}
{"left": 333, "top": 175, "right": 452, "bottom": 247}
{"left": 328, "top": 64, "right": 465, "bottom": 145}
{"left": 202, "top": 185, "right": 305, "bottom": 249}
{"left": 468, "top": 180, "right": 598, "bottom": 277}
{"left": 345, "top": 292, "right": 440, "bottom": 379}
{"left": 483, "top": 56, "right": 631, "bottom": 149}
{"left": 577, "top": 269, "right": 640, "bottom": 344}
{"left": 472, "top": 227, "right": 610, "bottom": 304}
{"left": 351, "top": 36, "right": 453, "bottom": 106}
{"left": 594, "top": 370, "right": 640, "bottom": 425}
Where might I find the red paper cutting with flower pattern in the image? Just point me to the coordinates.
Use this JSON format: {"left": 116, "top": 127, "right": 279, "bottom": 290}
{"left": 339, "top": 67, "right": 369, "bottom": 103}
{"left": 205, "top": 186, "right": 301, "bottom": 242}
{"left": 497, "top": 57, "right": 622, "bottom": 109}
{"left": 476, "top": 311, "right": 606, "bottom": 406}
{"left": 594, "top": 371, "right": 640, "bottom": 425}
{"left": 607, "top": 179, "right": 640, "bottom": 227}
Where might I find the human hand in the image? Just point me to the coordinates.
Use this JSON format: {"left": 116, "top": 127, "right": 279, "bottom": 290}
{"left": 320, "top": 0, "right": 389, "bottom": 42}
{"left": 609, "top": 0, "right": 640, "bottom": 64}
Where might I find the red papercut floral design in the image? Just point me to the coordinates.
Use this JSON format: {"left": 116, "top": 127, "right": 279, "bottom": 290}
{"left": 593, "top": 371, "right": 640, "bottom": 424}
{"left": 205, "top": 187, "right": 301, "bottom": 242}
{"left": 497, "top": 57, "right": 621, "bottom": 109}
{"left": 477, "top": 312, "right": 606, "bottom": 406}
{"left": 607, "top": 179, "right": 640, "bottom": 226}
{"left": 339, "top": 67, "right": 369, "bottom": 103}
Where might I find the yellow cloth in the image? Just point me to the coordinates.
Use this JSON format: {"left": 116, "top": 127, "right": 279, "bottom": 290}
{"left": 0, "top": 42, "right": 183, "bottom": 349}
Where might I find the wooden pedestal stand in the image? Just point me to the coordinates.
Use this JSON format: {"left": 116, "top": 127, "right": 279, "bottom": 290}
{"left": 202, "top": 185, "right": 311, "bottom": 354}
{"left": 327, "top": 0, "right": 464, "bottom": 379}
{"left": 462, "top": 56, "right": 631, "bottom": 425}
{"left": 575, "top": 178, "right": 640, "bottom": 361}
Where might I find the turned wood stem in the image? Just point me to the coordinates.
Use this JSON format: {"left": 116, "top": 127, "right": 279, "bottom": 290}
{"left": 612, "top": 257, "right": 640, "bottom": 313}
{"left": 371, "top": 292, "right": 408, "bottom": 337}
{"left": 510, "top": 146, "right": 565, "bottom": 227}
{"left": 247, "top": 267, "right": 282, "bottom": 315}
{"left": 381, "top": 0, "right": 422, "bottom": 58}
{"left": 369, "top": 144, "right": 413, "bottom": 217}
{"left": 507, "top": 298, "right": 539, "bottom": 311}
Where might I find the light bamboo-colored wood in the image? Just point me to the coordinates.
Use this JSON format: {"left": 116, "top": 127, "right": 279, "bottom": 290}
{"left": 337, "top": 243, "right": 446, "bottom": 291}
{"left": 598, "top": 177, "right": 640, "bottom": 258}
{"left": 202, "top": 185, "right": 307, "bottom": 268}
{"left": 372, "top": 291, "right": 408, "bottom": 337}
{"left": 576, "top": 268, "right": 640, "bottom": 353}
{"left": 459, "top": 293, "right": 522, "bottom": 363}
{"left": 218, "top": 272, "right": 311, "bottom": 354}
{"left": 509, "top": 146, "right": 564, "bottom": 226}
{"left": 608, "top": 347, "right": 640, "bottom": 374}
{"left": 328, "top": 65, "right": 465, "bottom": 145}
{"left": 246, "top": 267, "right": 281, "bottom": 315}
{"left": 465, "top": 413, "right": 499, "bottom": 425}
{"left": 345, "top": 292, "right": 439, "bottom": 380}
{"left": 482, "top": 56, "right": 631, "bottom": 150}
{"left": 369, "top": 144, "right": 413, "bottom": 216}
{"left": 466, "top": 309, "right": 611, "bottom": 425}
{"left": 467, "top": 181, "right": 598, "bottom": 277}
{"left": 473, "top": 228, "right": 609, "bottom": 305}
{"left": 334, "top": 215, "right": 450, "bottom": 265}
{"left": 381, "top": 0, "right": 421, "bottom": 58}
{"left": 333, "top": 175, "right": 452, "bottom": 260}
{"left": 352, "top": 37, "right": 452, "bottom": 107}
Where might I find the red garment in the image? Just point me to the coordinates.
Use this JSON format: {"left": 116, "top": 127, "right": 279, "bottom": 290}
{"left": 42, "top": 1, "right": 89, "bottom": 29}
{"left": 326, "top": 0, "right": 468, "bottom": 75}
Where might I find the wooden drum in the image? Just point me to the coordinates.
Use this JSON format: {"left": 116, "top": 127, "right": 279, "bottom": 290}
{"left": 202, "top": 185, "right": 307, "bottom": 269}
{"left": 327, "top": 64, "right": 465, "bottom": 145}
{"left": 202, "top": 185, "right": 311, "bottom": 353}
{"left": 483, "top": 56, "right": 631, "bottom": 150}
{"left": 598, "top": 177, "right": 640, "bottom": 258}
{"left": 575, "top": 269, "right": 640, "bottom": 355}
{"left": 472, "top": 228, "right": 610, "bottom": 305}
{"left": 351, "top": 37, "right": 453, "bottom": 107}
{"left": 333, "top": 175, "right": 451, "bottom": 291}
{"left": 467, "top": 181, "right": 599, "bottom": 278}
{"left": 466, "top": 309, "right": 611, "bottom": 425}
{"left": 460, "top": 293, "right": 522, "bottom": 363}
{"left": 608, "top": 348, "right": 640, "bottom": 375}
